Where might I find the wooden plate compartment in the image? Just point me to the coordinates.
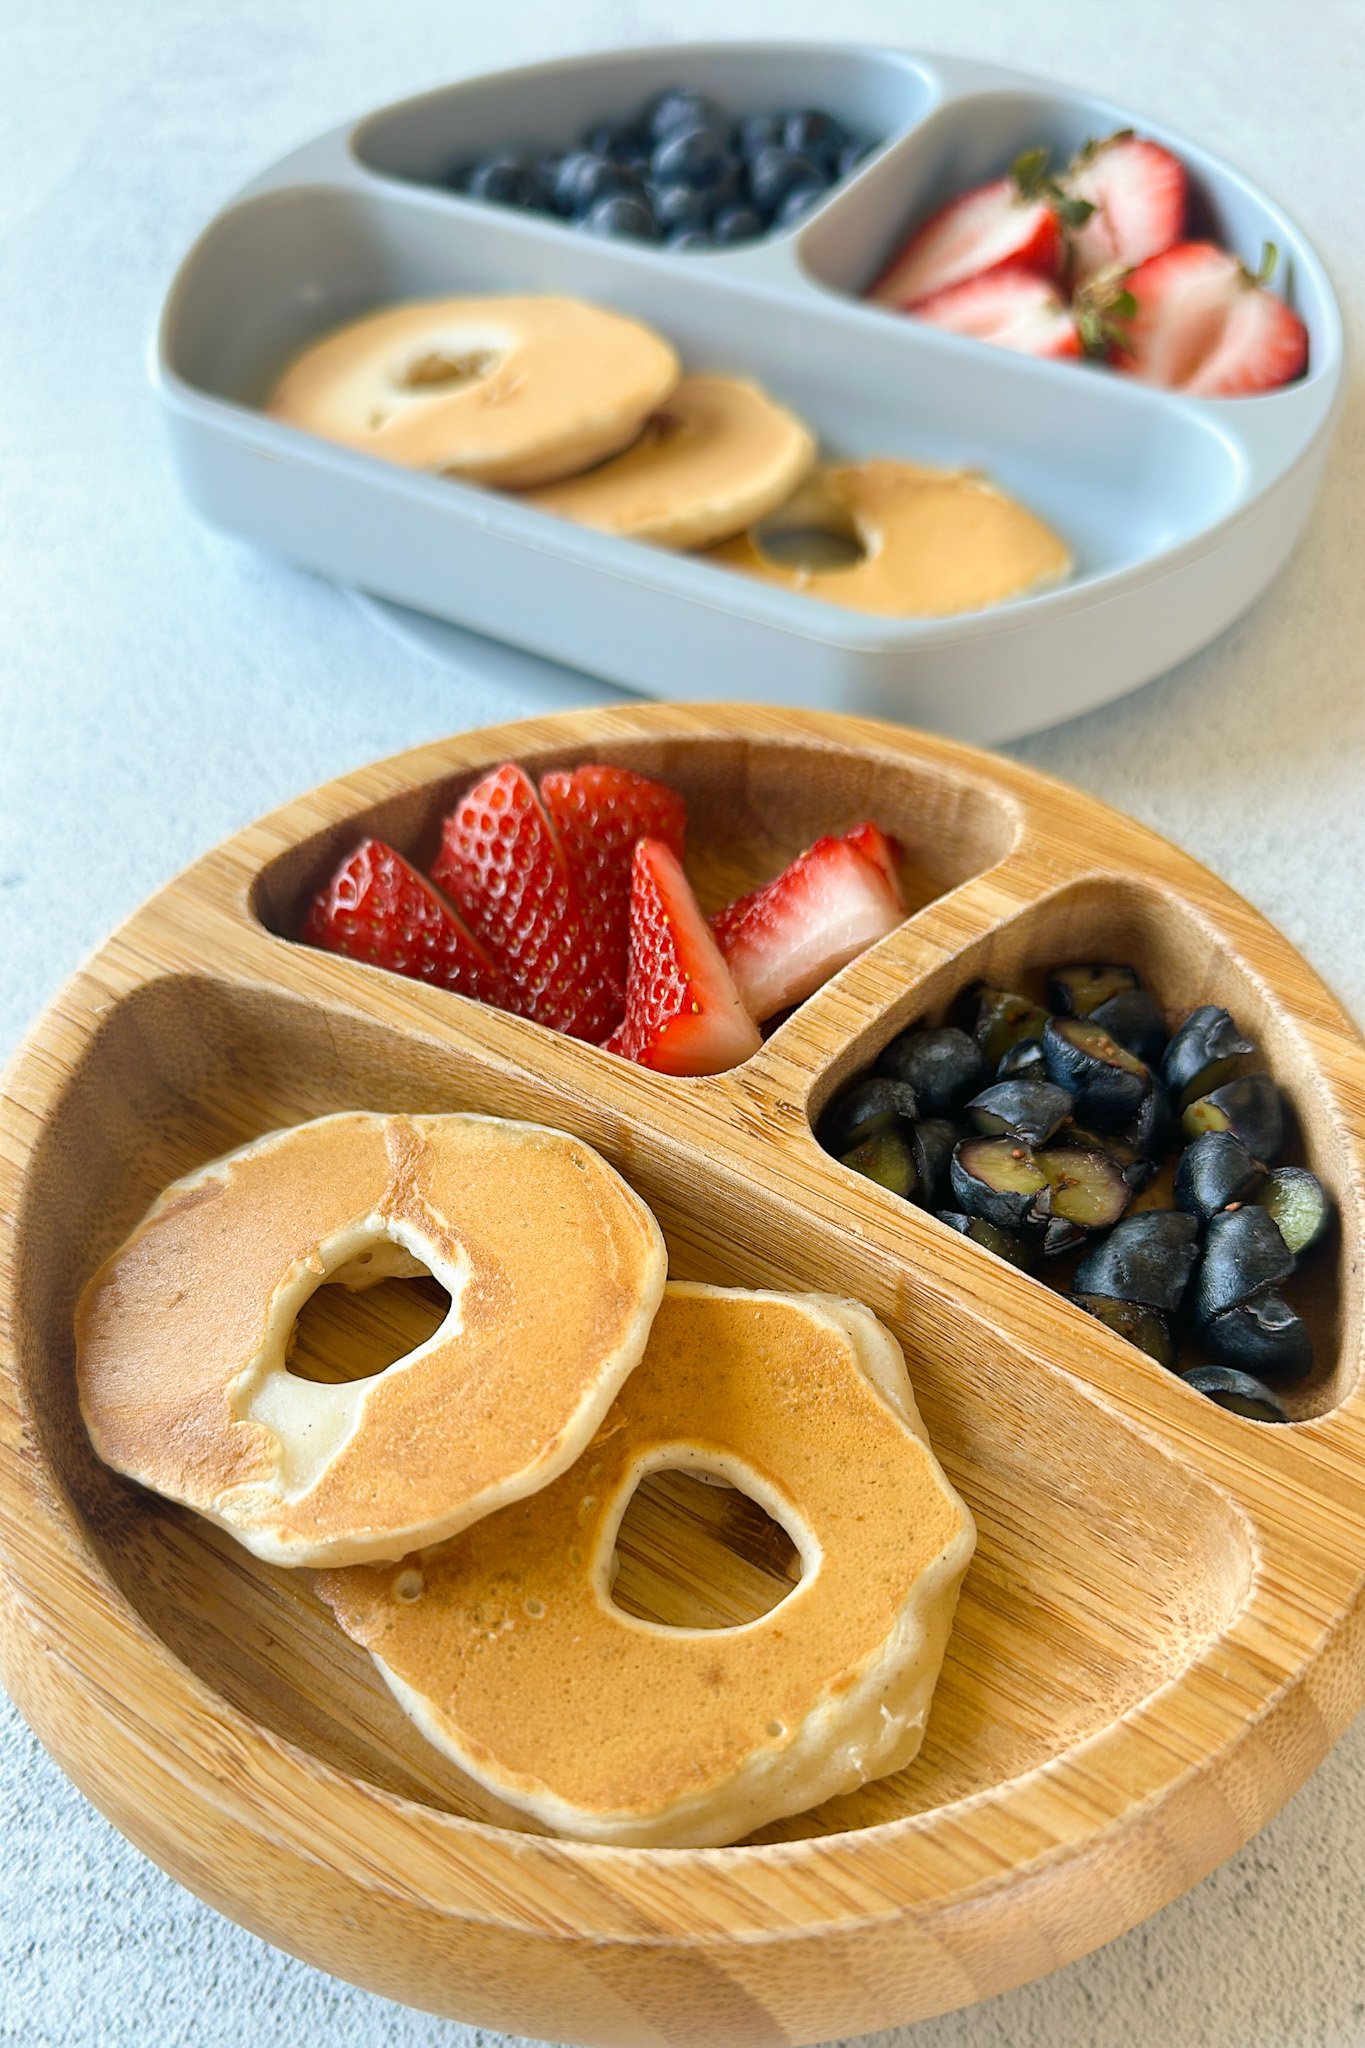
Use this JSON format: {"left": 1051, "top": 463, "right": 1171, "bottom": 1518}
{"left": 2, "top": 705, "right": 1363, "bottom": 2046}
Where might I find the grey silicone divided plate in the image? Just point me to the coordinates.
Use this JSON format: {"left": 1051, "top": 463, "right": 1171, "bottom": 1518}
{"left": 154, "top": 41, "right": 1343, "bottom": 742}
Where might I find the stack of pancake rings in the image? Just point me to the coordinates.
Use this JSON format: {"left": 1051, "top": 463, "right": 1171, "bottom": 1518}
{"left": 76, "top": 1110, "right": 975, "bottom": 1847}
{"left": 268, "top": 292, "right": 1070, "bottom": 614}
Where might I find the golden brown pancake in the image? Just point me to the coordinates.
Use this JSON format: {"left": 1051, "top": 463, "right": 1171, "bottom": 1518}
{"left": 267, "top": 296, "right": 681, "bottom": 490}
{"left": 318, "top": 1283, "right": 976, "bottom": 1846}
{"left": 76, "top": 1112, "right": 667, "bottom": 1568}
{"left": 709, "top": 458, "right": 1071, "bottom": 615}
{"left": 522, "top": 374, "right": 816, "bottom": 549}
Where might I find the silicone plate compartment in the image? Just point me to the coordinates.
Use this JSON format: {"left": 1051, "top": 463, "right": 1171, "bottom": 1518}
{"left": 154, "top": 44, "right": 1343, "bottom": 741}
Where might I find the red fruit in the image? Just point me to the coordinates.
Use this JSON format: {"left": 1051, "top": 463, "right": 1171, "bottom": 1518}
{"left": 539, "top": 763, "right": 686, "bottom": 981}
{"left": 911, "top": 266, "right": 1082, "bottom": 359}
{"left": 606, "top": 840, "right": 760, "bottom": 1076}
{"left": 301, "top": 838, "right": 507, "bottom": 1004}
{"left": 1114, "top": 242, "right": 1309, "bottom": 395}
{"left": 432, "top": 762, "right": 623, "bottom": 1041}
{"left": 711, "top": 826, "right": 906, "bottom": 1024}
{"left": 869, "top": 175, "right": 1063, "bottom": 309}
{"left": 1065, "top": 133, "right": 1187, "bottom": 286}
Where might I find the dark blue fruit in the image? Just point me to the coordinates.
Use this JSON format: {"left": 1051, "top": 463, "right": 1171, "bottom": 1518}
{"left": 583, "top": 119, "right": 649, "bottom": 163}
{"left": 534, "top": 154, "right": 567, "bottom": 209}
{"left": 782, "top": 108, "right": 851, "bottom": 161}
{"left": 739, "top": 112, "right": 784, "bottom": 159}
{"left": 748, "top": 146, "right": 827, "bottom": 213}
{"left": 651, "top": 180, "right": 712, "bottom": 235}
{"left": 710, "top": 203, "right": 766, "bottom": 245}
{"left": 837, "top": 137, "right": 872, "bottom": 179}
{"left": 465, "top": 153, "right": 541, "bottom": 208}
{"left": 666, "top": 227, "right": 713, "bottom": 251}
{"left": 580, "top": 192, "right": 661, "bottom": 241}
{"left": 646, "top": 87, "right": 727, "bottom": 140}
{"left": 555, "top": 150, "right": 640, "bottom": 214}
{"left": 650, "top": 123, "right": 735, "bottom": 188}
{"left": 775, "top": 181, "right": 827, "bottom": 227}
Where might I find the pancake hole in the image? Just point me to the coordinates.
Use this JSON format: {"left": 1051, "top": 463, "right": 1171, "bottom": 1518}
{"left": 766, "top": 1720, "right": 785, "bottom": 1740}
{"left": 286, "top": 1270, "right": 451, "bottom": 1384}
{"left": 396, "top": 348, "right": 500, "bottom": 391}
{"left": 751, "top": 517, "right": 867, "bottom": 573}
{"left": 611, "top": 1468, "right": 803, "bottom": 1631}
{"left": 393, "top": 1568, "right": 424, "bottom": 1603}
{"left": 523, "top": 1597, "right": 546, "bottom": 1619}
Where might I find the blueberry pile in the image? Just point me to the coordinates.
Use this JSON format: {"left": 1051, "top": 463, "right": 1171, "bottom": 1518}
{"left": 448, "top": 86, "right": 874, "bottom": 249}
{"left": 817, "top": 963, "right": 1336, "bottom": 1423}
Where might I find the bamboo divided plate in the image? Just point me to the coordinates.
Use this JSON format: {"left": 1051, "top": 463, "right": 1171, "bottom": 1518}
{"left": 2, "top": 704, "right": 1364, "bottom": 2046}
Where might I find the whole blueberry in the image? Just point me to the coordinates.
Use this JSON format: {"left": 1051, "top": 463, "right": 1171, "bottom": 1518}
{"left": 465, "top": 153, "right": 541, "bottom": 208}
{"left": 738, "top": 112, "right": 784, "bottom": 160}
{"left": 837, "top": 136, "right": 873, "bottom": 180}
{"left": 666, "top": 226, "right": 714, "bottom": 251}
{"left": 651, "top": 180, "right": 712, "bottom": 235}
{"left": 645, "top": 87, "right": 728, "bottom": 140}
{"left": 580, "top": 191, "right": 661, "bottom": 241}
{"left": 781, "top": 108, "right": 851, "bottom": 162}
{"left": 583, "top": 118, "right": 649, "bottom": 163}
{"left": 650, "top": 122, "right": 735, "bottom": 187}
{"left": 534, "top": 154, "right": 567, "bottom": 209}
{"left": 774, "top": 180, "right": 827, "bottom": 227}
{"left": 710, "top": 202, "right": 766, "bottom": 245}
{"left": 748, "top": 146, "right": 827, "bottom": 213}
{"left": 555, "top": 150, "right": 640, "bottom": 214}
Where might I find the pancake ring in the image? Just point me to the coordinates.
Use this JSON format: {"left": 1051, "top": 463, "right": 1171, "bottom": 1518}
{"left": 521, "top": 374, "right": 816, "bottom": 549}
{"left": 318, "top": 1283, "right": 976, "bottom": 1847}
{"left": 76, "top": 1112, "right": 667, "bottom": 1568}
{"left": 268, "top": 295, "right": 681, "bottom": 489}
{"left": 709, "top": 458, "right": 1072, "bottom": 615}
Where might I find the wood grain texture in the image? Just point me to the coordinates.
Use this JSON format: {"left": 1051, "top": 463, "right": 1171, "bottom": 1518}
{"left": 1, "top": 704, "right": 1364, "bottom": 2046}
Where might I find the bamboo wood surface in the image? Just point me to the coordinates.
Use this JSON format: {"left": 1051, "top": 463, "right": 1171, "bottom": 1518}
{"left": 1, "top": 704, "right": 1363, "bottom": 2046}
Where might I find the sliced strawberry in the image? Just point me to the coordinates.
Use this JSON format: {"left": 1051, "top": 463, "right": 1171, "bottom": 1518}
{"left": 301, "top": 838, "right": 508, "bottom": 1005}
{"left": 606, "top": 840, "right": 760, "bottom": 1075}
{"left": 711, "top": 826, "right": 906, "bottom": 1024}
{"left": 539, "top": 763, "right": 686, "bottom": 983}
{"left": 911, "top": 266, "right": 1082, "bottom": 358}
{"left": 1065, "top": 132, "right": 1187, "bottom": 286}
{"left": 1114, "top": 241, "right": 1309, "bottom": 394}
{"left": 431, "top": 762, "right": 623, "bottom": 1041}
{"left": 869, "top": 173, "right": 1063, "bottom": 308}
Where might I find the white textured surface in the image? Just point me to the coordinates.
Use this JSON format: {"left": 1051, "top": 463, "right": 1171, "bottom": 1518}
{"left": 2, "top": 0, "right": 1363, "bottom": 2042}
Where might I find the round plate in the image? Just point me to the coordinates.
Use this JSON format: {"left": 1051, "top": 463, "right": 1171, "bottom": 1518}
{"left": 3, "top": 704, "right": 1364, "bottom": 2044}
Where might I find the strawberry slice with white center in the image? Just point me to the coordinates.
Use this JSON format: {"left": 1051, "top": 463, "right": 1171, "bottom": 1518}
{"left": 606, "top": 839, "right": 760, "bottom": 1075}
{"left": 1114, "top": 241, "right": 1309, "bottom": 394}
{"left": 431, "top": 762, "right": 623, "bottom": 1042}
{"left": 539, "top": 763, "right": 686, "bottom": 985}
{"left": 301, "top": 838, "right": 508, "bottom": 1005}
{"left": 911, "top": 266, "right": 1082, "bottom": 358}
{"left": 869, "top": 171, "right": 1063, "bottom": 309}
{"left": 711, "top": 825, "right": 906, "bottom": 1024}
{"left": 1065, "top": 132, "right": 1187, "bottom": 286}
